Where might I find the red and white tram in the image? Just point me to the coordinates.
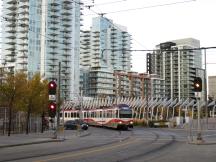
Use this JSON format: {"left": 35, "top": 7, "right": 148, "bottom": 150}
{"left": 61, "top": 104, "right": 133, "bottom": 130}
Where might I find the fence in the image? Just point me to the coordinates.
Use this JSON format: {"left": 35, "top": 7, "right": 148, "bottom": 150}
{"left": 0, "top": 107, "right": 44, "bottom": 135}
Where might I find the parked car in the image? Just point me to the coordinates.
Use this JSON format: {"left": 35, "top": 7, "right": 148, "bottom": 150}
{"left": 64, "top": 119, "right": 88, "bottom": 130}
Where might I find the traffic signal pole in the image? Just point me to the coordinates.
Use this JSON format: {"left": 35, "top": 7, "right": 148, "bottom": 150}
{"left": 48, "top": 62, "right": 61, "bottom": 139}
{"left": 193, "top": 77, "right": 204, "bottom": 143}
{"left": 196, "top": 97, "right": 202, "bottom": 141}
{"left": 54, "top": 62, "right": 61, "bottom": 139}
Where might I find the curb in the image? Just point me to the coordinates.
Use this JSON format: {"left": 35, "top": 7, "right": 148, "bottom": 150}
{"left": 0, "top": 138, "right": 65, "bottom": 148}
{"left": 188, "top": 141, "right": 216, "bottom": 145}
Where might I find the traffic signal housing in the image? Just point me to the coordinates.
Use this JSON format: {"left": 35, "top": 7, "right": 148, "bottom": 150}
{"left": 193, "top": 77, "right": 202, "bottom": 92}
{"left": 48, "top": 81, "right": 57, "bottom": 95}
{"left": 48, "top": 102, "right": 56, "bottom": 118}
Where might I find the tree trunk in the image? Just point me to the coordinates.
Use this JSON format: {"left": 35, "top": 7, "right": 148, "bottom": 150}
{"left": 41, "top": 112, "right": 44, "bottom": 133}
{"left": 8, "top": 95, "right": 14, "bottom": 136}
{"left": 26, "top": 103, "right": 32, "bottom": 134}
{"left": 8, "top": 105, "right": 12, "bottom": 136}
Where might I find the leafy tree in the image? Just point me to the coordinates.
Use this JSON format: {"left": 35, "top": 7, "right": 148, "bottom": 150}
{"left": 0, "top": 71, "right": 27, "bottom": 136}
{"left": 0, "top": 71, "right": 50, "bottom": 135}
{"left": 41, "top": 79, "right": 49, "bottom": 132}
{"left": 17, "top": 73, "right": 48, "bottom": 134}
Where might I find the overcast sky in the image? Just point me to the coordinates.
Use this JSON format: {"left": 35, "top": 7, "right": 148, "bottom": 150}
{"left": 0, "top": 0, "right": 215, "bottom": 76}
{"left": 82, "top": 0, "right": 216, "bottom": 76}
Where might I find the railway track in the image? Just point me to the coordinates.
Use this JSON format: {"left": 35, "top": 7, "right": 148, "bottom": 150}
{"left": 0, "top": 128, "right": 179, "bottom": 162}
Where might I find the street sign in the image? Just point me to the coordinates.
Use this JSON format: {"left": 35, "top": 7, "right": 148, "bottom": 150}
{"left": 194, "top": 92, "right": 201, "bottom": 98}
{"left": 49, "top": 95, "right": 56, "bottom": 101}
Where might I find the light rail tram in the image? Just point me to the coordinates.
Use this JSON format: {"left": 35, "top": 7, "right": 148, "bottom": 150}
{"left": 60, "top": 104, "right": 133, "bottom": 130}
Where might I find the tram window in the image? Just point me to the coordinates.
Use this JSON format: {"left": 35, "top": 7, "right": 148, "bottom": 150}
{"left": 106, "top": 111, "right": 109, "bottom": 118}
{"left": 71, "top": 112, "right": 73, "bottom": 118}
{"left": 77, "top": 113, "right": 80, "bottom": 118}
{"left": 100, "top": 111, "right": 102, "bottom": 118}
{"left": 68, "top": 112, "right": 71, "bottom": 118}
{"left": 65, "top": 113, "right": 67, "bottom": 118}
{"left": 96, "top": 111, "right": 99, "bottom": 118}
{"left": 107, "top": 111, "right": 111, "bottom": 118}
{"left": 103, "top": 111, "right": 105, "bottom": 118}
{"left": 116, "top": 110, "right": 119, "bottom": 118}
{"left": 60, "top": 112, "right": 62, "bottom": 118}
{"left": 119, "top": 110, "right": 132, "bottom": 118}
{"left": 113, "top": 111, "right": 116, "bottom": 118}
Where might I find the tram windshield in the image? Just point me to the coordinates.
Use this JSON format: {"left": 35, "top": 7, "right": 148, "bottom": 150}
{"left": 119, "top": 109, "right": 132, "bottom": 118}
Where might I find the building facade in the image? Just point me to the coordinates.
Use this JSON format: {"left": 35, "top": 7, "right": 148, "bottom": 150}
{"left": 80, "top": 16, "right": 132, "bottom": 97}
{"left": 113, "top": 71, "right": 165, "bottom": 99}
{"left": 147, "top": 38, "right": 204, "bottom": 99}
{"left": 208, "top": 76, "right": 216, "bottom": 99}
{"left": 149, "top": 74, "right": 165, "bottom": 99}
{"left": 1, "top": 0, "right": 81, "bottom": 100}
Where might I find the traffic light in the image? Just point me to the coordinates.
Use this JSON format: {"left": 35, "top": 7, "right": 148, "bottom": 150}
{"left": 193, "top": 77, "right": 202, "bottom": 92}
{"left": 48, "top": 81, "right": 57, "bottom": 95}
{"left": 48, "top": 102, "right": 56, "bottom": 118}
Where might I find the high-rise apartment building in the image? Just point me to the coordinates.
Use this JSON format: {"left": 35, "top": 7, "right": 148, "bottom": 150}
{"left": 80, "top": 16, "right": 132, "bottom": 71}
{"left": 147, "top": 38, "right": 204, "bottom": 99}
{"left": 1, "top": 0, "right": 81, "bottom": 100}
{"left": 80, "top": 16, "right": 132, "bottom": 97}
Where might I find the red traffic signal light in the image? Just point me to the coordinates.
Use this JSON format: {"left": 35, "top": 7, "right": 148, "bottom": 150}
{"left": 49, "top": 102, "right": 56, "bottom": 110}
{"left": 193, "top": 77, "right": 202, "bottom": 92}
{"left": 48, "top": 102, "right": 56, "bottom": 118}
{"left": 48, "top": 81, "right": 57, "bottom": 95}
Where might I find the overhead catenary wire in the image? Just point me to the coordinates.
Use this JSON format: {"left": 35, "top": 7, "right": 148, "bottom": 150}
{"left": 83, "top": 2, "right": 150, "bottom": 50}
{"left": 1, "top": 0, "right": 213, "bottom": 54}
{"left": 87, "top": 0, "right": 127, "bottom": 7}
{"left": 102, "top": 46, "right": 216, "bottom": 52}
{"left": 85, "top": 0, "right": 196, "bottom": 16}
{"left": 82, "top": 0, "right": 196, "bottom": 50}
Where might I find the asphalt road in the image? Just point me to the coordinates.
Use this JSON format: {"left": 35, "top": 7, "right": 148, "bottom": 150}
{"left": 0, "top": 127, "right": 216, "bottom": 162}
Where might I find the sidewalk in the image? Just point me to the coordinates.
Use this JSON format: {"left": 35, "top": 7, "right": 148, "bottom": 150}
{"left": 0, "top": 130, "right": 90, "bottom": 148}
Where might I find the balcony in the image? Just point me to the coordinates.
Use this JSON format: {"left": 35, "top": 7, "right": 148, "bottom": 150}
{"left": 49, "top": 25, "right": 59, "bottom": 31}
{"left": 62, "top": 22, "right": 71, "bottom": 28}
{"left": 5, "top": 39, "right": 16, "bottom": 45}
{"left": 50, "top": 1, "right": 60, "bottom": 7}
{"left": 18, "top": 8, "right": 29, "bottom": 15}
{"left": 17, "top": 33, "right": 28, "bottom": 39}
{"left": 62, "top": 33, "right": 72, "bottom": 39}
{"left": 7, "top": 0, "right": 17, "bottom": 4}
{"left": 6, "top": 5, "right": 17, "bottom": 11}
{"left": 17, "top": 53, "right": 28, "bottom": 59}
{"left": 19, "top": 15, "right": 29, "bottom": 21}
{"left": 19, "top": 2, "right": 29, "bottom": 9}
{"left": 18, "top": 39, "right": 28, "bottom": 46}
{"left": 62, "top": 6, "right": 73, "bottom": 10}
{"left": 49, "top": 43, "right": 58, "bottom": 49}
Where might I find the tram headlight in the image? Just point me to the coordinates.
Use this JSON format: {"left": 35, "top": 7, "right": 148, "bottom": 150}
{"left": 130, "top": 121, "right": 133, "bottom": 124}
{"left": 119, "top": 121, "right": 122, "bottom": 124}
